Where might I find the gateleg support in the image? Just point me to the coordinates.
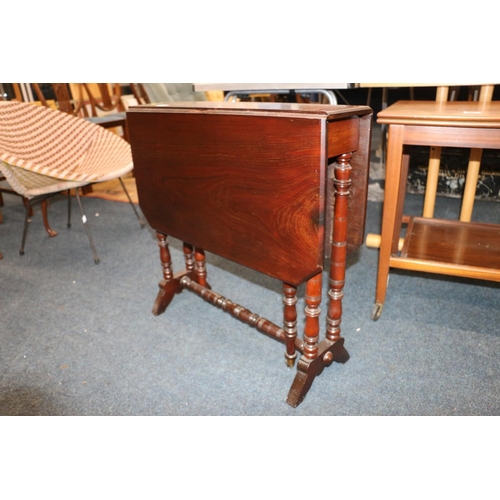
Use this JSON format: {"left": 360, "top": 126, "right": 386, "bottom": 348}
{"left": 287, "top": 151, "right": 353, "bottom": 407}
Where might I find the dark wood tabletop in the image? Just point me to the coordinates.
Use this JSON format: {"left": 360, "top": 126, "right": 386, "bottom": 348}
{"left": 128, "top": 101, "right": 372, "bottom": 285}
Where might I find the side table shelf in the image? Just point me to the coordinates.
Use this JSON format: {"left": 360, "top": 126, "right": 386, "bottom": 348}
{"left": 391, "top": 217, "right": 500, "bottom": 281}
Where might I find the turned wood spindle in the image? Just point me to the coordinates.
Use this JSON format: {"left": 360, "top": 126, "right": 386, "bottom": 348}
{"left": 327, "top": 153, "right": 352, "bottom": 342}
{"left": 156, "top": 232, "right": 174, "bottom": 281}
{"left": 181, "top": 276, "right": 286, "bottom": 343}
{"left": 183, "top": 242, "right": 195, "bottom": 272}
{"left": 304, "top": 273, "right": 322, "bottom": 359}
{"left": 194, "top": 247, "right": 208, "bottom": 287}
{"left": 283, "top": 283, "right": 298, "bottom": 367}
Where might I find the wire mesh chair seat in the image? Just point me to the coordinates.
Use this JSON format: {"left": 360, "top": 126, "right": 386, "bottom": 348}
{"left": 0, "top": 100, "right": 142, "bottom": 263}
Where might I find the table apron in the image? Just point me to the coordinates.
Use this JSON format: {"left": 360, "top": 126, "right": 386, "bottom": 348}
{"left": 401, "top": 124, "right": 500, "bottom": 149}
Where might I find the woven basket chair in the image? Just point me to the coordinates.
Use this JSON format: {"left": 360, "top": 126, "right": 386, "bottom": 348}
{"left": 0, "top": 100, "right": 142, "bottom": 263}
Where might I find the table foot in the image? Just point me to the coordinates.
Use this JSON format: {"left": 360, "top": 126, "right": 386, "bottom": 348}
{"left": 286, "top": 337, "right": 349, "bottom": 408}
{"left": 371, "top": 302, "right": 383, "bottom": 321}
{"left": 152, "top": 278, "right": 182, "bottom": 316}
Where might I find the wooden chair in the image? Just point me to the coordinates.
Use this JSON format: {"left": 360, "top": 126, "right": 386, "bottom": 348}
{"left": 32, "top": 83, "right": 87, "bottom": 116}
{"left": 129, "top": 83, "right": 223, "bottom": 105}
{"left": 32, "top": 83, "right": 127, "bottom": 138}
{"left": 78, "top": 84, "right": 129, "bottom": 141}
{"left": 83, "top": 83, "right": 124, "bottom": 113}
{"left": 137, "top": 83, "right": 207, "bottom": 104}
{"left": 0, "top": 100, "right": 141, "bottom": 263}
{"left": 129, "top": 83, "right": 150, "bottom": 105}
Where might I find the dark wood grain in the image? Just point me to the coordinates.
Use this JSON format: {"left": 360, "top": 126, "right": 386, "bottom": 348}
{"left": 127, "top": 101, "right": 373, "bottom": 406}
{"left": 325, "top": 114, "right": 372, "bottom": 255}
{"left": 128, "top": 102, "right": 372, "bottom": 286}
{"left": 403, "top": 217, "right": 500, "bottom": 269}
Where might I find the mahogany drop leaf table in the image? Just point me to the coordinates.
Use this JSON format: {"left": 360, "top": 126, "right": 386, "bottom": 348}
{"left": 127, "top": 102, "right": 372, "bottom": 407}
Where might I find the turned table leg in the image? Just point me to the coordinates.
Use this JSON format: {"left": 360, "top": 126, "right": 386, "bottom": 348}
{"left": 183, "top": 242, "right": 195, "bottom": 272}
{"left": 194, "top": 247, "right": 210, "bottom": 289}
{"left": 286, "top": 153, "right": 352, "bottom": 407}
{"left": 153, "top": 238, "right": 212, "bottom": 316}
{"left": 152, "top": 232, "right": 181, "bottom": 316}
{"left": 327, "top": 153, "right": 352, "bottom": 342}
{"left": 304, "top": 273, "right": 322, "bottom": 360}
{"left": 283, "top": 283, "right": 298, "bottom": 368}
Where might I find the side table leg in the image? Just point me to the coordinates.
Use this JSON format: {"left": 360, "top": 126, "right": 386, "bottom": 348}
{"left": 373, "top": 125, "right": 405, "bottom": 320}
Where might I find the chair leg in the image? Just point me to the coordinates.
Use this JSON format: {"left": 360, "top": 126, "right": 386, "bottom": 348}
{"left": 118, "top": 177, "right": 146, "bottom": 228}
{"left": 41, "top": 200, "right": 58, "bottom": 237}
{"left": 74, "top": 189, "right": 100, "bottom": 264}
{"left": 67, "top": 191, "right": 72, "bottom": 228}
{"left": 20, "top": 200, "right": 32, "bottom": 256}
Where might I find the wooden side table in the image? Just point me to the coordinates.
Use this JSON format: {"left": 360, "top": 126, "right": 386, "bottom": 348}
{"left": 127, "top": 101, "right": 372, "bottom": 407}
{"left": 372, "top": 100, "right": 500, "bottom": 320}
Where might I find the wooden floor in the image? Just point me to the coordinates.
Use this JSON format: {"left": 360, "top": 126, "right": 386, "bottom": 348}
{"left": 82, "top": 173, "right": 138, "bottom": 204}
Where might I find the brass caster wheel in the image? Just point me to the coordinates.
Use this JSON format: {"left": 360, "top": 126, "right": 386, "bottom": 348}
{"left": 371, "top": 302, "right": 383, "bottom": 321}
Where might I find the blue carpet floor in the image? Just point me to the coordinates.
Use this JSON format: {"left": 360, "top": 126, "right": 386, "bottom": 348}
{"left": 0, "top": 188, "right": 499, "bottom": 415}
